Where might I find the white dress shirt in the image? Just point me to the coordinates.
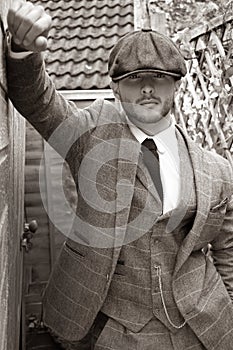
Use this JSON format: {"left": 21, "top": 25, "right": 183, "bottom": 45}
{"left": 128, "top": 118, "right": 180, "bottom": 214}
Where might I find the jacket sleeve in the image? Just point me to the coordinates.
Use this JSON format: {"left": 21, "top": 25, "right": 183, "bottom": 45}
{"left": 6, "top": 52, "right": 100, "bottom": 159}
{"left": 211, "top": 162, "right": 233, "bottom": 301}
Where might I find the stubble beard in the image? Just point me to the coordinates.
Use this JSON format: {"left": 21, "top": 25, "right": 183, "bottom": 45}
{"left": 122, "top": 94, "right": 174, "bottom": 125}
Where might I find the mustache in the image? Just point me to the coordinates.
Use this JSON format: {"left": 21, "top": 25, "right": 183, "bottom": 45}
{"left": 136, "top": 96, "right": 161, "bottom": 104}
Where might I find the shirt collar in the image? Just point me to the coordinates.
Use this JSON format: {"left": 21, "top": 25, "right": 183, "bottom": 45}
{"left": 127, "top": 116, "right": 177, "bottom": 155}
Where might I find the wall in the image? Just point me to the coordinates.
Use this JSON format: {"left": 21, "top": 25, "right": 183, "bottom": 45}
{"left": 0, "top": 1, "right": 25, "bottom": 349}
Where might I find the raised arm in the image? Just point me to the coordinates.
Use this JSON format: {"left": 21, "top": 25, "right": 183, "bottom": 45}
{"left": 6, "top": 1, "right": 101, "bottom": 159}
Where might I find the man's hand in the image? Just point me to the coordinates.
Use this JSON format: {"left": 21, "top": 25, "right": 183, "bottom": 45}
{"left": 7, "top": 1, "right": 52, "bottom": 52}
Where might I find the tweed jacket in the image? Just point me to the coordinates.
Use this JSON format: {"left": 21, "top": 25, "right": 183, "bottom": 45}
{"left": 7, "top": 53, "right": 233, "bottom": 350}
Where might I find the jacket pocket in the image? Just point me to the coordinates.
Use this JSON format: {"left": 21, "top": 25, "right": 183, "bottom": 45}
{"left": 198, "top": 200, "right": 228, "bottom": 245}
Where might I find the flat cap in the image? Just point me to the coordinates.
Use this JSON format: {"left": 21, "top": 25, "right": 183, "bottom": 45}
{"left": 108, "top": 29, "right": 187, "bottom": 81}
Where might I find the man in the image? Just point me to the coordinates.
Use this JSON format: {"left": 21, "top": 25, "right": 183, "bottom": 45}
{"left": 6, "top": 2, "right": 233, "bottom": 349}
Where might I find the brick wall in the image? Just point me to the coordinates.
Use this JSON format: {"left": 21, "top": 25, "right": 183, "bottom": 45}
{"left": 0, "top": 1, "right": 25, "bottom": 349}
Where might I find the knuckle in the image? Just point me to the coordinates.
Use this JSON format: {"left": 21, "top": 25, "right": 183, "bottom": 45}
{"left": 23, "top": 16, "right": 33, "bottom": 27}
{"left": 25, "top": 2, "right": 34, "bottom": 9}
{"left": 23, "top": 39, "right": 30, "bottom": 47}
{"left": 18, "top": 2, "right": 33, "bottom": 13}
{"left": 15, "top": 16, "right": 31, "bottom": 31}
{"left": 33, "top": 23, "right": 42, "bottom": 32}
{"left": 22, "top": 34, "right": 31, "bottom": 44}
{"left": 36, "top": 5, "right": 45, "bottom": 12}
{"left": 15, "top": 12, "right": 25, "bottom": 23}
{"left": 46, "top": 14, "right": 52, "bottom": 25}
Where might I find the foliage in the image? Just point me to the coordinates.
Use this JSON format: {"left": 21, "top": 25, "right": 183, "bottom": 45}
{"left": 157, "top": 0, "right": 233, "bottom": 34}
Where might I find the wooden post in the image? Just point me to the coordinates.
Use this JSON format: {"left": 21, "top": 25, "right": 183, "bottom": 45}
{"left": 148, "top": 0, "right": 167, "bottom": 34}
{"left": 134, "top": 0, "right": 150, "bottom": 29}
{"left": 0, "top": 1, "right": 25, "bottom": 349}
{"left": 134, "top": 0, "right": 167, "bottom": 34}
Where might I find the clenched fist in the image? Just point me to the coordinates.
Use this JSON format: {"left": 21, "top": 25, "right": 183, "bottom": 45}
{"left": 7, "top": 1, "right": 52, "bottom": 52}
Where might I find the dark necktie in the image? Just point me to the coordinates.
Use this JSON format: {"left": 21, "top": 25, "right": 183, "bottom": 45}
{"left": 141, "top": 138, "right": 163, "bottom": 202}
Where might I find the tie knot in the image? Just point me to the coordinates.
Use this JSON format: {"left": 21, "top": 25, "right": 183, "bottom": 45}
{"left": 142, "top": 138, "right": 157, "bottom": 152}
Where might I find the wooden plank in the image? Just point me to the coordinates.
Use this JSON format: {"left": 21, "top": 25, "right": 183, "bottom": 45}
{"left": 25, "top": 180, "right": 44, "bottom": 194}
{"left": 0, "top": 93, "right": 9, "bottom": 150}
{"left": 27, "top": 263, "right": 51, "bottom": 284}
{"left": 25, "top": 151, "right": 44, "bottom": 160}
{"left": 24, "top": 205, "right": 49, "bottom": 218}
{"left": 134, "top": 0, "right": 150, "bottom": 29}
{"left": 0, "top": 1, "right": 25, "bottom": 349}
{"left": 0, "top": 9, "right": 7, "bottom": 92}
{"left": 0, "top": 153, "right": 8, "bottom": 214}
{"left": 210, "top": 31, "right": 226, "bottom": 57}
{"left": 9, "top": 109, "right": 25, "bottom": 350}
{"left": 147, "top": 1, "right": 167, "bottom": 34}
{"left": 0, "top": 204, "right": 9, "bottom": 350}
{"left": 190, "top": 13, "right": 233, "bottom": 41}
{"left": 27, "top": 282, "right": 47, "bottom": 297}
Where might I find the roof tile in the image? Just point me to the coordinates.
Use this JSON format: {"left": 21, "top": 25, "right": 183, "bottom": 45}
{"left": 31, "top": 0, "right": 134, "bottom": 90}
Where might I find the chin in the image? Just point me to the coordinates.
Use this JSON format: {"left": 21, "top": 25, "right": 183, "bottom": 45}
{"left": 136, "top": 111, "right": 162, "bottom": 123}
{"left": 122, "top": 103, "right": 164, "bottom": 124}
{"left": 133, "top": 115, "right": 163, "bottom": 128}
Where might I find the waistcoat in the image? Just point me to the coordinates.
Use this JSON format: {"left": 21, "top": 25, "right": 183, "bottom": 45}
{"left": 101, "top": 130, "right": 197, "bottom": 333}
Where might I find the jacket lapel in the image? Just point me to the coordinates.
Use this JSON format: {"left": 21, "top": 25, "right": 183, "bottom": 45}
{"left": 174, "top": 126, "right": 212, "bottom": 276}
{"left": 111, "top": 123, "right": 141, "bottom": 268}
{"left": 165, "top": 127, "right": 195, "bottom": 232}
{"left": 120, "top": 121, "right": 161, "bottom": 202}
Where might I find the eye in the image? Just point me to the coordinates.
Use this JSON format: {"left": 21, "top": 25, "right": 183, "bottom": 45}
{"left": 154, "top": 73, "right": 166, "bottom": 79}
{"left": 128, "top": 74, "right": 140, "bottom": 80}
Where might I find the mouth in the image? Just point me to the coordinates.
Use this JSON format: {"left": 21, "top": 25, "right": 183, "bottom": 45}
{"left": 139, "top": 99, "right": 160, "bottom": 106}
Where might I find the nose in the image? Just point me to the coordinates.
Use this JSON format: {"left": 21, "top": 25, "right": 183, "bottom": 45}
{"left": 141, "top": 81, "right": 154, "bottom": 95}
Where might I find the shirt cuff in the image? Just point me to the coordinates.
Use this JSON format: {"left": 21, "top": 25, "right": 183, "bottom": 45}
{"left": 7, "top": 33, "right": 33, "bottom": 59}
{"left": 8, "top": 49, "right": 33, "bottom": 59}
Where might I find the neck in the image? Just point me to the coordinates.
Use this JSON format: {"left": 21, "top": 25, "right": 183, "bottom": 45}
{"left": 131, "top": 113, "right": 172, "bottom": 136}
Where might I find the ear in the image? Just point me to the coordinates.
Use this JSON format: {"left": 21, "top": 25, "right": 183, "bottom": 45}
{"left": 110, "top": 81, "right": 121, "bottom": 100}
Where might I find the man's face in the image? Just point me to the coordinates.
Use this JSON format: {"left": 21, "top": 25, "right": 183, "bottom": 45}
{"left": 111, "top": 72, "right": 179, "bottom": 130}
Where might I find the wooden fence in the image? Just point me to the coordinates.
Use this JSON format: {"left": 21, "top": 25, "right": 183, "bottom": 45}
{"left": 174, "top": 13, "right": 233, "bottom": 166}
{"left": 0, "top": 1, "right": 25, "bottom": 349}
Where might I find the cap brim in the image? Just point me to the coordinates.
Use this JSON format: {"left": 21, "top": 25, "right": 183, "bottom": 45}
{"left": 112, "top": 69, "right": 181, "bottom": 81}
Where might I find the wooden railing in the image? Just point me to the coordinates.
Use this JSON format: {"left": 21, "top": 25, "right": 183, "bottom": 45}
{"left": 174, "top": 13, "right": 233, "bottom": 166}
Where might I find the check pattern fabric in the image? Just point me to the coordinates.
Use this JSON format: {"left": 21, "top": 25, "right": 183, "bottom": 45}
{"left": 48, "top": 312, "right": 109, "bottom": 350}
{"left": 94, "top": 318, "right": 206, "bottom": 350}
{"left": 50, "top": 317, "right": 205, "bottom": 350}
{"left": 6, "top": 52, "right": 233, "bottom": 350}
{"left": 100, "top": 130, "right": 205, "bottom": 349}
